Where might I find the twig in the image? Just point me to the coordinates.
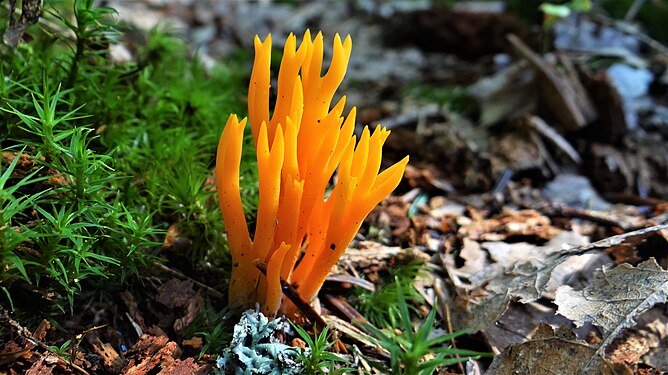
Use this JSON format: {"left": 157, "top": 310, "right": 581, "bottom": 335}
{"left": 538, "top": 203, "right": 640, "bottom": 231}
{"left": 254, "top": 262, "right": 327, "bottom": 328}
{"left": 151, "top": 261, "right": 225, "bottom": 300}
{"left": 590, "top": 12, "right": 668, "bottom": 56}
{"left": 325, "top": 274, "right": 375, "bottom": 292}
{"left": 324, "top": 294, "right": 371, "bottom": 328}
{"left": 525, "top": 115, "right": 582, "bottom": 164}
{"left": 0, "top": 307, "right": 91, "bottom": 375}
{"left": 624, "top": 0, "right": 647, "bottom": 22}
{"left": 254, "top": 262, "right": 348, "bottom": 354}
{"left": 604, "top": 192, "right": 668, "bottom": 208}
{"left": 438, "top": 289, "right": 464, "bottom": 374}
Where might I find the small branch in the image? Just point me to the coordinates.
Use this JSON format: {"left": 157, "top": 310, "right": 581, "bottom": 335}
{"left": 624, "top": 0, "right": 647, "bottom": 22}
{"left": 525, "top": 115, "right": 582, "bottom": 164}
{"left": 0, "top": 307, "right": 90, "bottom": 375}
{"left": 255, "top": 262, "right": 348, "bottom": 354}
{"left": 151, "top": 261, "right": 225, "bottom": 300}
{"left": 254, "top": 262, "right": 326, "bottom": 327}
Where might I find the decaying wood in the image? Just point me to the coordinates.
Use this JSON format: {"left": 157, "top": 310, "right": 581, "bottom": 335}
{"left": 0, "top": 308, "right": 90, "bottom": 374}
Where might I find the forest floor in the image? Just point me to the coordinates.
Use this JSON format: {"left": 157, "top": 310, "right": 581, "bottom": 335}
{"left": 2, "top": 1, "right": 668, "bottom": 374}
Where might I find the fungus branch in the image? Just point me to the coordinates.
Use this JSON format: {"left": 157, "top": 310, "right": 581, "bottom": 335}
{"left": 216, "top": 31, "right": 408, "bottom": 318}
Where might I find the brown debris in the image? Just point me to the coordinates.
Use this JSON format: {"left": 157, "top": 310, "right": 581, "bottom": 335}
{"left": 387, "top": 5, "right": 532, "bottom": 60}
{"left": 86, "top": 332, "right": 124, "bottom": 374}
{"left": 181, "top": 337, "right": 202, "bottom": 352}
{"left": 156, "top": 279, "right": 195, "bottom": 309}
{"left": 0, "top": 342, "right": 31, "bottom": 366}
{"left": 1, "top": 152, "right": 38, "bottom": 170}
{"left": 607, "top": 334, "right": 650, "bottom": 366}
{"left": 121, "top": 334, "right": 205, "bottom": 375}
{"left": 25, "top": 355, "right": 54, "bottom": 375}
{"left": 403, "top": 164, "right": 454, "bottom": 194}
{"left": 156, "top": 358, "right": 209, "bottom": 375}
{"left": 459, "top": 208, "right": 560, "bottom": 242}
{"left": 162, "top": 224, "right": 192, "bottom": 254}
{"left": 507, "top": 34, "right": 597, "bottom": 131}
{"left": 581, "top": 67, "right": 628, "bottom": 143}
{"left": 120, "top": 291, "right": 147, "bottom": 332}
{"left": 173, "top": 290, "right": 203, "bottom": 335}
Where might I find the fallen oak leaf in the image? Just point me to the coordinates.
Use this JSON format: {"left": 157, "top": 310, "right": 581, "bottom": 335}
{"left": 461, "top": 224, "right": 667, "bottom": 331}
{"left": 485, "top": 324, "right": 617, "bottom": 375}
{"left": 492, "top": 224, "right": 667, "bottom": 304}
{"left": 555, "top": 258, "right": 668, "bottom": 336}
{"left": 555, "top": 258, "right": 668, "bottom": 373}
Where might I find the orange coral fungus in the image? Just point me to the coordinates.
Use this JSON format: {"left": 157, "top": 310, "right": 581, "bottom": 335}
{"left": 216, "top": 31, "right": 409, "bottom": 318}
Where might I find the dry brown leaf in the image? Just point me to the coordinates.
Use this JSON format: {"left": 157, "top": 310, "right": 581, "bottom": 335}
{"left": 485, "top": 324, "right": 613, "bottom": 375}
{"left": 555, "top": 258, "right": 668, "bottom": 337}
{"left": 482, "top": 301, "right": 578, "bottom": 353}
{"left": 495, "top": 225, "right": 664, "bottom": 303}
{"left": 461, "top": 225, "right": 666, "bottom": 331}
{"left": 554, "top": 258, "right": 668, "bottom": 372}
{"left": 459, "top": 209, "right": 560, "bottom": 242}
{"left": 457, "top": 238, "right": 490, "bottom": 275}
{"left": 640, "top": 318, "right": 668, "bottom": 371}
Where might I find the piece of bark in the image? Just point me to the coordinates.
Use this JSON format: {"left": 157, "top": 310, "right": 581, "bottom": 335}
{"left": 156, "top": 358, "right": 210, "bottom": 375}
{"left": 3, "top": 0, "right": 43, "bottom": 47}
{"left": 507, "top": 34, "right": 597, "bottom": 131}
{"left": 86, "top": 332, "right": 124, "bottom": 374}
{"left": 25, "top": 355, "right": 53, "bottom": 375}
{"left": 580, "top": 67, "right": 627, "bottom": 143}
{"left": 122, "top": 335, "right": 181, "bottom": 375}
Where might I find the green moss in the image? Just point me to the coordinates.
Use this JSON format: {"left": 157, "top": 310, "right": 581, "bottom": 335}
{"left": 0, "top": 0, "right": 256, "bottom": 314}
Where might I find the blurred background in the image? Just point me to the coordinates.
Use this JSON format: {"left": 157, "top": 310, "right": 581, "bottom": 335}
{"left": 105, "top": 0, "right": 668, "bottom": 201}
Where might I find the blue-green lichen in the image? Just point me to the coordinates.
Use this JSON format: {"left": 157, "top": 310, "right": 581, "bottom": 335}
{"left": 216, "top": 309, "right": 303, "bottom": 375}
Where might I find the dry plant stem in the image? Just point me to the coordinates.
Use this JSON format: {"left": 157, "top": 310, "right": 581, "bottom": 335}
{"left": 151, "top": 261, "right": 225, "bottom": 300}
{"left": 255, "top": 263, "right": 348, "bottom": 353}
{"left": 0, "top": 308, "right": 91, "bottom": 375}
{"left": 324, "top": 294, "right": 372, "bottom": 330}
{"left": 443, "top": 301, "right": 465, "bottom": 374}
{"left": 255, "top": 262, "right": 325, "bottom": 325}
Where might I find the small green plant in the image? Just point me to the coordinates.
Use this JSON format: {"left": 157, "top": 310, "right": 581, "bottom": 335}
{"left": 55, "top": 0, "right": 121, "bottom": 89}
{"left": 404, "top": 83, "right": 474, "bottom": 114}
{"left": 363, "top": 278, "right": 487, "bottom": 374}
{"left": 291, "top": 324, "right": 353, "bottom": 375}
{"left": 1, "top": 83, "right": 162, "bottom": 311}
{"left": 540, "top": 0, "right": 592, "bottom": 28}
{"left": 191, "top": 303, "right": 233, "bottom": 358}
{"left": 355, "top": 257, "right": 427, "bottom": 327}
{"left": 1, "top": 0, "right": 254, "bottom": 316}
{"left": 0, "top": 148, "right": 48, "bottom": 308}
{"left": 48, "top": 339, "right": 73, "bottom": 360}
{"left": 197, "top": 322, "right": 229, "bottom": 359}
